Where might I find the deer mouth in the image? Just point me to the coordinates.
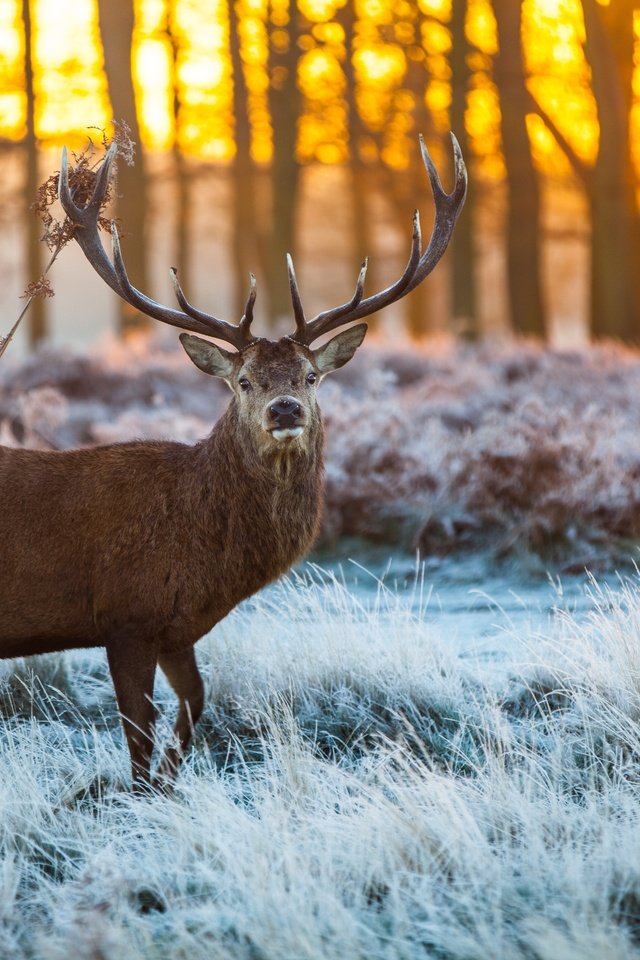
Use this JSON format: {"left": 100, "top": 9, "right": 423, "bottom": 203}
{"left": 266, "top": 396, "right": 306, "bottom": 442}
{"left": 270, "top": 426, "right": 305, "bottom": 442}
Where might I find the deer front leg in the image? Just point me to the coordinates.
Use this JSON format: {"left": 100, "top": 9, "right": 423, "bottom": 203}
{"left": 106, "top": 634, "right": 158, "bottom": 791}
{"left": 154, "top": 646, "right": 205, "bottom": 787}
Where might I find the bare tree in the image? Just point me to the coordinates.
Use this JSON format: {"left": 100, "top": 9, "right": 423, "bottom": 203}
{"left": 449, "top": 0, "right": 478, "bottom": 339}
{"left": 267, "top": 0, "right": 302, "bottom": 327}
{"left": 22, "top": 0, "right": 45, "bottom": 346}
{"left": 97, "top": 0, "right": 149, "bottom": 334}
{"left": 166, "top": 5, "right": 191, "bottom": 292}
{"left": 229, "top": 0, "right": 263, "bottom": 319}
{"left": 492, "top": 0, "right": 546, "bottom": 337}
{"left": 337, "top": 0, "right": 382, "bottom": 330}
{"left": 351, "top": 5, "right": 442, "bottom": 337}
{"left": 581, "top": 0, "right": 638, "bottom": 340}
{"left": 529, "top": 0, "right": 639, "bottom": 341}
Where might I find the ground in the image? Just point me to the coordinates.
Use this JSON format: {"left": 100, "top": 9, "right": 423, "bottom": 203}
{"left": 2, "top": 339, "right": 640, "bottom": 958}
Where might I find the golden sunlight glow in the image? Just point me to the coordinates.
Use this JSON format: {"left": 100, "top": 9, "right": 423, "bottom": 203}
{"left": 133, "top": 0, "right": 173, "bottom": 151}
{"left": 0, "top": 0, "right": 632, "bottom": 183}
{"left": 0, "top": 1, "right": 23, "bottom": 139}
{"left": 524, "top": 0, "right": 598, "bottom": 168}
{"left": 32, "top": 0, "right": 109, "bottom": 144}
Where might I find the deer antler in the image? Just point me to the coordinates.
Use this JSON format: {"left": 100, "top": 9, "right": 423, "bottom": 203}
{"left": 58, "top": 143, "right": 257, "bottom": 350}
{"left": 287, "top": 132, "right": 467, "bottom": 345}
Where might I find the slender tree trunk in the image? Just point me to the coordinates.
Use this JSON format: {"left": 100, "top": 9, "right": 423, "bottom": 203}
{"left": 581, "top": 0, "right": 639, "bottom": 341}
{"left": 449, "top": 0, "right": 477, "bottom": 339}
{"left": 339, "top": 1, "right": 381, "bottom": 330}
{"left": 97, "top": 0, "right": 149, "bottom": 334}
{"left": 492, "top": 0, "right": 546, "bottom": 337}
{"left": 167, "top": 8, "right": 190, "bottom": 292}
{"left": 267, "top": 0, "right": 302, "bottom": 327}
{"left": 229, "top": 0, "right": 261, "bottom": 319}
{"left": 173, "top": 150, "right": 190, "bottom": 294}
{"left": 23, "top": 0, "right": 45, "bottom": 347}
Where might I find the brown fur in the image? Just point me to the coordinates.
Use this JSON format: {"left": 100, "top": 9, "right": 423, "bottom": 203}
{"left": 0, "top": 331, "right": 364, "bottom": 788}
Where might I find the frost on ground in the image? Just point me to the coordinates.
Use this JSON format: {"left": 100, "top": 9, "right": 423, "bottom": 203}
{"left": 1, "top": 570, "right": 640, "bottom": 959}
{"left": 2, "top": 336, "right": 640, "bottom": 565}
{"left": 3, "top": 336, "right": 640, "bottom": 957}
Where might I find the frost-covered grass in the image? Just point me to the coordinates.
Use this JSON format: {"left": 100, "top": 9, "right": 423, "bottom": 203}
{"left": 3, "top": 336, "right": 640, "bottom": 564}
{"left": 2, "top": 569, "right": 640, "bottom": 959}
{"left": 4, "top": 336, "right": 640, "bottom": 954}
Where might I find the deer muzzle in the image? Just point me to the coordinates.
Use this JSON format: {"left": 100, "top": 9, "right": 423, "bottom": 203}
{"left": 267, "top": 396, "right": 305, "bottom": 441}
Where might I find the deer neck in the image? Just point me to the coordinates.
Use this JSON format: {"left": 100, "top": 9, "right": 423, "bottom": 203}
{"left": 211, "top": 399, "right": 324, "bottom": 477}
{"left": 196, "top": 402, "right": 324, "bottom": 577}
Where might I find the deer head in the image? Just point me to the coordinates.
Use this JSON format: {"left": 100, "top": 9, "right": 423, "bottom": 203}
{"left": 59, "top": 134, "right": 467, "bottom": 454}
{"left": 178, "top": 328, "right": 366, "bottom": 460}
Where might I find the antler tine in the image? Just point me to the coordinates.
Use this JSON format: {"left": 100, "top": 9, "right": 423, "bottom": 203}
{"left": 59, "top": 143, "right": 258, "bottom": 350}
{"left": 58, "top": 143, "right": 125, "bottom": 297}
{"left": 291, "top": 132, "right": 467, "bottom": 345}
{"left": 300, "top": 211, "right": 421, "bottom": 344}
{"left": 239, "top": 273, "right": 257, "bottom": 336}
{"left": 287, "top": 254, "right": 306, "bottom": 340}
{"left": 291, "top": 257, "right": 370, "bottom": 345}
{"left": 401, "top": 131, "right": 467, "bottom": 297}
{"left": 167, "top": 261, "right": 255, "bottom": 347}
{"left": 59, "top": 141, "right": 118, "bottom": 222}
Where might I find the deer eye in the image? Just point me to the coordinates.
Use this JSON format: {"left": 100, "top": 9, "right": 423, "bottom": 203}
{"left": 239, "top": 377, "right": 251, "bottom": 391}
{"left": 306, "top": 372, "right": 317, "bottom": 385}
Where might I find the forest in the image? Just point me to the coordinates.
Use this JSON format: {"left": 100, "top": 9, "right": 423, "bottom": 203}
{"left": 4, "top": 4, "right": 640, "bottom": 959}
{"left": 0, "top": 0, "right": 637, "bottom": 349}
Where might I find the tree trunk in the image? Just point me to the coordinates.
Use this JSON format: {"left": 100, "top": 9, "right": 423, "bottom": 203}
{"left": 267, "top": 0, "right": 302, "bottom": 327}
{"left": 449, "top": 0, "right": 478, "bottom": 339}
{"left": 229, "top": 0, "right": 261, "bottom": 320}
{"left": 23, "top": 0, "right": 45, "bottom": 347}
{"left": 338, "top": 1, "right": 381, "bottom": 330}
{"left": 167, "top": 8, "right": 190, "bottom": 293}
{"left": 97, "top": 0, "right": 149, "bottom": 335}
{"left": 492, "top": 0, "right": 546, "bottom": 338}
{"left": 581, "top": 0, "right": 639, "bottom": 341}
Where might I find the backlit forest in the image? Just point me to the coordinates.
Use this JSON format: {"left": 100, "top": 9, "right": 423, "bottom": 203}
{"left": 0, "top": 0, "right": 637, "bottom": 346}
{"left": 6, "top": 10, "right": 640, "bottom": 953}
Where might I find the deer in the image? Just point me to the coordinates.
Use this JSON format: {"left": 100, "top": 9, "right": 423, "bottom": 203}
{"left": 0, "top": 134, "right": 466, "bottom": 791}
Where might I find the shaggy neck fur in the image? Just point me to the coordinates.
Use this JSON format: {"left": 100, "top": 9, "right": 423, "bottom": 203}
{"left": 195, "top": 399, "right": 325, "bottom": 603}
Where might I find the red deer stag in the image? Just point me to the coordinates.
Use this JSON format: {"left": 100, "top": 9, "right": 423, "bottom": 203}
{"left": 0, "top": 135, "right": 466, "bottom": 790}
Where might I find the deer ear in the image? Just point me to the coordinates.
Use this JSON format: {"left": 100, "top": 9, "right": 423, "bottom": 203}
{"left": 312, "top": 323, "right": 367, "bottom": 375}
{"left": 179, "top": 334, "right": 236, "bottom": 380}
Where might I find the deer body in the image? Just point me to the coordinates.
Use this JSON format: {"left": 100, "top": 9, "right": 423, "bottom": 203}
{"left": 0, "top": 133, "right": 465, "bottom": 789}
{"left": 0, "top": 402, "right": 322, "bottom": 659}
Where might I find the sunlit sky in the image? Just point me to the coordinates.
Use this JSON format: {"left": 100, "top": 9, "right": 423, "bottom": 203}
{"left": 0, "top": 0, "right": 627, "bottom": 175}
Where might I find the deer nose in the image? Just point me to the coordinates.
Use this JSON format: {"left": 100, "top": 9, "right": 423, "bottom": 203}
{"left": 269, "top": 398, "right": 302, "bottom": 427}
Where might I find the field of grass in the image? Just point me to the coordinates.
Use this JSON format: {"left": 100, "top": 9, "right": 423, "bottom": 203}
{"left": 3, "top": 339, "right": 640, "bottom": 957}
{"left": 1, "top": 567, "right": 640, "bottom": 959}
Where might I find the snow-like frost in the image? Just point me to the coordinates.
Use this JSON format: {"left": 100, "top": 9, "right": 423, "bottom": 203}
{"left": 0, "top": 570, "right": 640, "bottom": 958}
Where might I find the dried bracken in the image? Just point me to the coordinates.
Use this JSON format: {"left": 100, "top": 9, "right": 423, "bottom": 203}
{"left": 32, "top": 138, "right": 113, "bottom": 253}
{"left": 20, "top": 277, "right": 54, "bottom": 300}
{"left": 0, "top": 121, "right": 134, "bottom": 359}
{"left": 110, "top": 118, "right": 136, "bottom": 166}
{"left": 4, "top": 339, "right": 640, "bottom": 568}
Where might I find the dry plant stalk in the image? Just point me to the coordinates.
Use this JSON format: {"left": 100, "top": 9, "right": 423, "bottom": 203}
{"left": 0, "top": 120, "right": 135, "bottom": 360}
